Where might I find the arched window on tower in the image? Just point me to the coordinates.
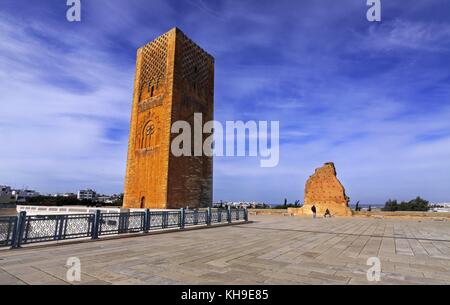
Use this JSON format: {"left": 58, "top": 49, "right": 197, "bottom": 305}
{"left": 141, "top": 120, "right": 156, "bottom": 149}
{"left": 150, "top": 85, "right": 155, "bottom": 97}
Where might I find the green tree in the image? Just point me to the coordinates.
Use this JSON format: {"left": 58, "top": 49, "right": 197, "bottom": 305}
{"left": 405, "top": 197, "right": 429, "bottom": 211}
{"left": 26, "top": 196, "right": 82, "bottom": 206}
{"left": 382, "top": 199, "right": 398, "bottom": 211}
{"left": 383, "top": 197, "right": 429, "bottom": 212}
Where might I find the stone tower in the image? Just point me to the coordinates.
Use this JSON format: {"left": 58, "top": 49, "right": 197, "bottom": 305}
{"left": 123, "top": 28, "right": 214, "bottom": 209}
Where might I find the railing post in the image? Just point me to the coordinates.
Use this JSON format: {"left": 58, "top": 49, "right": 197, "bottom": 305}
{"left": 57, "top": 215, "right": 66, "bottom": 241}
{"left": 227, "top": 206, "right": 232, "bottom": 224}
{"left": 144, "top": 209, "right": 150, "bottom": 233}
{"left": 119, "top": 209, "right": 130, "bottom": 234}
{"left": 12, "top": 211, "right": 26, "bottom": 249}
{"left": 162, "top": 212, "right": 168, "bottom": 229}
{"left": 9, "top": 217, "right": 17, "bottom": 249}
{"left": 193, "top": 210, "right": 199, "bottom": 225}
{"left": 91, "top": 210, "right": 101, "bottom": 240}
{"left": 207, "top": 207, "right": 212, "bottom": 226}
{"left": 244, "top": 208, "right": 249, "bottom": 222}
{"left": 218, "top": 209, "right": 222, "bottom": 223}
{"left": 180, "top": 208, "right": 185, "bottom": 229}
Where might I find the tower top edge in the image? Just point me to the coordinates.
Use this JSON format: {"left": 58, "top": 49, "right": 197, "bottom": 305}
{"left": 138, "top": 27, "right": 214, "bottom": 61}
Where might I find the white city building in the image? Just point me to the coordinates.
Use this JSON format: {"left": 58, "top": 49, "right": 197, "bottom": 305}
{"left": 77, "top": 189, "right": 97, "bottom": 201}
{"left": 12, "top": 189, "right": 40, "bottom": 203}
{"left": 53, "top": 193, "right": 76, "bottom": 198}
{"left": 431, "top": 202, "right": 450, "bottom": 213}
{"left": 0, "top": 185, "right": 14, "bottom": 204}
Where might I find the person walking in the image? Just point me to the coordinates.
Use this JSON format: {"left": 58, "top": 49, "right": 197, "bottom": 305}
{"left": 311, "top": 205, "right": 317, "bottom": 219}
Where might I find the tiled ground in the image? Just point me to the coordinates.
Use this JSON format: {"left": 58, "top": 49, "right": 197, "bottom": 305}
{"left": 1, "top": 215, "right": 450, "bottom": 285}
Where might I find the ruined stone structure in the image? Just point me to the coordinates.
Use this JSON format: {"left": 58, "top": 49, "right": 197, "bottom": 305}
{"left": 289, "top": 163, "right": 353, "bottom": 217}
{"left": 123, "top": 28, "right": 214, "bottom": 209}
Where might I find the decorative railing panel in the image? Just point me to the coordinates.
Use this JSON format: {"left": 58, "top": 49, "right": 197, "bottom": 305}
{"left": 231, "top": 209, "right": 244, "bottom": 221}
{"left": 1, "top": 208, "right": 248, "bottom": 249}
{"left": 128, "top": 212, "right": 146, "bottom": 233}
{"left": 166, "top": 211, "right": 181, "bottom": 228}
{"left": 59, "top": 214, "right": 94, "bottom": 240}
{"left": 99, "top": 212, "right": 145, "bottom": 236}
{"left": 98, "top": 213, "right": 120, "bottom": 236}
{"left": 22, "top": 214, "right": 93, "bottom": 244}
{"left": 0, "top": 216, "right": 17, "bottom": 247}
{"left": 149, "top": 212, "right": 163, "bottom": 229}
{"left": 210, "top": 209, "right": 226, "bottom": 223}
{"left": 184, "top": 211, "right": 208, "bottom": 226}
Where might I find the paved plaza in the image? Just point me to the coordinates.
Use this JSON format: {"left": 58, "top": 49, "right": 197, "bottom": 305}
{"left": 1, "top": 215, "right": 450, "bottom": 285}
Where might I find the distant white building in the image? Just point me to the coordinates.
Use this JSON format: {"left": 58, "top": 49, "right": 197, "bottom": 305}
{"left": 436, "top": 203, "right": 450, "bottom": 208}
{"left": 213, "top": 201, "right": 270, "bottom": 209}
{"left": 12, "top": 189, "right": 40, "bottom": 203}
{"left": 77, "top": 189, "right": 97, "bottom": 201}
{"left": 97, "top": 195, "right": 111, "bottom": 203}
{"left": 430, "top": 202, "right": 450, "bottom": 213}
{"left": 0, "top": 185, "right": 14, "bottom": 204}
{"left": 53, "top": 193, "right": 76, "bottom": 198}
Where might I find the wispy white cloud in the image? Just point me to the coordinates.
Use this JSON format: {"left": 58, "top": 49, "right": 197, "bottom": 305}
{"left": 355, "top": 19, "right": 450, "bottom": 52}
{"left": 0, "top": 12, "right": 133, "bottom": 194}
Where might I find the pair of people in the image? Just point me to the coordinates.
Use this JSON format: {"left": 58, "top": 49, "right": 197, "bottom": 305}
{"left": 311, "top": 205, "right": 331, "bottom": 219}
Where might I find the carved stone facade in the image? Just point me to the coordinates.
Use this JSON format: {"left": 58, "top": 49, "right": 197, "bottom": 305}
{"left": 289, "top": 163, "right": 353, "bottom": 217}
{"left": 123, "top": 28, "right": 214, "bottom": 209}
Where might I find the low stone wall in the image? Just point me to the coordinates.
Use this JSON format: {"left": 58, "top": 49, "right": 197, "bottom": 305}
{"left": 353, "top": 211, "right": 450, "bottom": 220}
{"left": 248, "top": 209, "right": 291, "bottom": 216}
{"left": 288, "top": 205, "right": 354, "bottom": 217}
{"left": 249, "top": 209, "right": 450, "bottom": 221}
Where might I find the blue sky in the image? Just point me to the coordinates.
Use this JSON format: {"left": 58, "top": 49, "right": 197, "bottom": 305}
{"left": 0, "top": 0, "right": 450, "bottom": 205}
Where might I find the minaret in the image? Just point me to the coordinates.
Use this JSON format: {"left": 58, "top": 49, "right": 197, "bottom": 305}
{"left": 124, "top": 28, "right": 214, "bottom": 209}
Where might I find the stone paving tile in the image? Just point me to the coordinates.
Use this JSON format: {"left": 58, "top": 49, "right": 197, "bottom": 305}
{"left": 1, "top": 215, "right": 450, "bottom": 285}
{"left": 3, "top": 269, "right": 69, "bottom": 285}
{"left": 0, "top": 269, "right": 27, "bottom": 285}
